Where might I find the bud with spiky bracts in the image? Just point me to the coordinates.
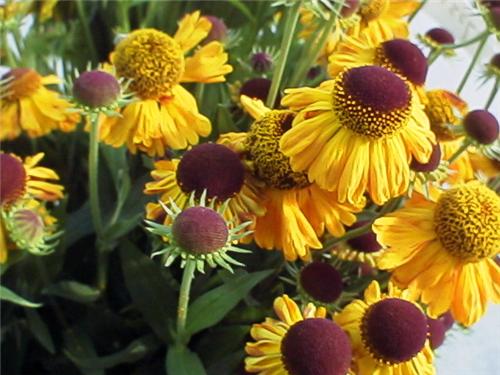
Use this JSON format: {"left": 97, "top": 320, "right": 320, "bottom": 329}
{"left": 145, "top": 190, "right": 252, "bottom": 274}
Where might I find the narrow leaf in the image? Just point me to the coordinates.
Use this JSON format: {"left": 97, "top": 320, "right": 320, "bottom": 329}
{"left": 43, "top": 281, "right": 100, "bottom": 303}
{"left": 166, "top": 345, "right": 207, "bottom": 375}
{"left": 120, "top": 241, "right": 176, "bottom": 341}
{"left": 0, "top": 285, "right": 41, "bottom": 308}
{"left": 25, "top": 308, "right": 56, "bottom": 354}
{"left": 186, "top": 270, "right": 272, "bottom": 335}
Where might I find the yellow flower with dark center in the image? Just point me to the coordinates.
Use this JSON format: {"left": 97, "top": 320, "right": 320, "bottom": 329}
{"left": 0, "top": 152, "right": 64, "bottom": 207}
{"left": 373, "top": 181, "right": 500, "bottom": 326}
{"left": 0, "top": 68, "right": 79, "bottom": 140}
{"left": 144, "top": 142, "right": 265, "bottom": 231}
{"left": 280, "top": 65, "right": 434, "bottom": 205}
{"left": 357, "top": 0, "right": 419, "bottom": 39}
{"left": 424, "top": 89, "right": 474, "bottom": 183}
{"left": 235, "top": 95, "right": 365, "bottom": 261}
{"left": 245, "top": 295, "right": 352, "bottom": 375}
{"left": 100, "top": 11, "right": 233, "bottom": 156}
{"left": 335, "top": 280, "right": 435, "bottom": 375}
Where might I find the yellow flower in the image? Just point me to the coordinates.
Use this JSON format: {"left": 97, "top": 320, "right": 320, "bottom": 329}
{"left": 0, "top": 152, "right": 64, "bottom": 207}
{"left": 357, "top": 0, "right": 419, "bottom": 40}
{"left": 424, "top": 89, "right": 474, "bottom": 183}
{"left": 280, "top": 65, "right": 435, "bottom": 205}
{"left": 373, "top": 181, "right": 500, "bottom": 327}
{"left": 335, "top": 280, "right": 435, "bottom": 375}
{"left": 235, "top": 95, "right": 364, "bottom": 261}
{"left": 100, "top": 11, "right": 233, "bottom": 156}
{"left": 144, "top": 142, "right": 264, "bottom": 230}
{"left": 0, "top": 68, "right": 79, "bottom": 140}
{"left": 245, "top": 294, "right": 352, "bottom": 375}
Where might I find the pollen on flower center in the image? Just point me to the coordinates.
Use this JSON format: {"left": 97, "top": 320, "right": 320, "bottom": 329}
{"left": 361, "top": 298, "right": 428, "bottom": 364}
{"left": 176, "top": 143, "right": 245, "bottom": 201}
{"left": 281, "top": 318, "right": 352, "bottom": 375}
{"left": 246, "top": 110, "right": 310, "bottom": 189}
{"left": 3, "top": 68, "right": 42, "bottom": 100}
{"left": 172, "top": 206, "right": 228, "bottom": 254}
{"left": 0, "top": 153, "right": 26, "bottom": 206}
{"left": 332, "top": 66, "right": 412, "bottom": 138}
{"left": 113, "top": 28, "right": 184, "bottom": 99}
{"left": 359, "top": 0, "right": 389, "bottom": 21}
{"left": 434, "top": 182, "right": 500, "bottom": 262}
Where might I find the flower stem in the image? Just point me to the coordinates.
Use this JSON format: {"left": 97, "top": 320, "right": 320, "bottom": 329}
{"left": 88, "top": 114, "right": 103, "bottom": 238}
{"left": 456, "top": 33, "right": 489, "bottom": 95}
{"left": 448, "top": 139, "right": 472, "bottom": 164}
{"left": 441, "top": 30, "right": 489, "bottom": 50}
{"left": 485, "top": 78, "right": 498, "bottom": 110}
{"left": 266, "top": 0, "right": 302, "bottom": 108}
{"left": 1, "top": 31, "right": 16, "bottom": 67}
{"left": 176, "top": 260, "right": 196, "bottom": 344}
{"left": 76, "top": 0, "right": 98, "bottom": 63}
{"left": 427, "top": 49, "right": 440, "bottom": 65}
{"left": 408, "top": 0, "right": 428, "bottom": 22}
{"left": 289, "top": 1, "right": 344, "bottom": 87}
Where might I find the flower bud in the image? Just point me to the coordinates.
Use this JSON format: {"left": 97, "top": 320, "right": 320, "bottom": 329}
{"left": 73, "top": 70, "right": 120, "bottom": 108}
{"left": 463, "top": 110, "right": 499, "bottom": 145}
{"left": 425, "top": 28, "right": 455, "bottom": 45}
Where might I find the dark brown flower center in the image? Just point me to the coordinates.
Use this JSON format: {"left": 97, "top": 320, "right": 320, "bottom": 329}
{"left": 73, "top": 70, "right": 120, "bottom": 108}
{"left": 281, "top": 318, "right": 352, "bottom": 375}
{"left": 172, "top": 206, "right": 228, "bottom": 254}
{"left": 299, "top": 262, "right": 343, "bottom": 303}
{"left": 361, "top": 298, "right": 428, "bottom": 363}
{"left": 333, "top": 66, "right": 412, "bottom": 138}
{"left": 0, "top": 153, "right": 26, "bottom": 206}
{"left": 346, "top": 220, "right": 381, "bottom": 253}
{"left": 426, "top": 28, "right": 455, "bottom": 44}
{"left": 176, "top": 143, "right": 245, "bottom": 201}
{"left": 376, "top": 39, "right": 428, "bottom": 85}
{"left": 463, "top": 110, "right": 499, "bottom": 145}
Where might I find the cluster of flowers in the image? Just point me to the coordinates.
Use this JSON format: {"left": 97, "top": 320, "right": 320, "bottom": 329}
{"left": 1, "top": 0, "right": 499, "bottom": 374}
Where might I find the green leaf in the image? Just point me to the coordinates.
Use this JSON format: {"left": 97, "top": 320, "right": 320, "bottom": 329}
{"left": 228, "top": 0, "right": 256, "bottom": 23}
{"left": 65, "top": 334, "right": 160, "bottom": 370}
{"left": 24, "top": 308, "right": 56, "bottom": 354}
{"left": 63, "top": 327, "right": 104, "bottom": 375}
{"left": 43, "top": 281, "right": 101, "bottom": 303}
{"left": 166, "top": 345, "right": 207, "bottom": 375}
{"left": 63, "top": 202, "right": 93, "bottom": 248}
{"left": 0, "top": 285, "right": 41, "bottom": 308}
{"left": 216, "top": 104, "right": 238, "bottom": 134}
{"left": 120, "top": 241, "right": 177, "bottom": 341}
{"left": 186, "top": 270, "right": 272, "bottom": 335}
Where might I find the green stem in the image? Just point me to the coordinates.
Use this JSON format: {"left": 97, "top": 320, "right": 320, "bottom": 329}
{"left": 441, "top": 30, "right": 489, "bottom": 50}
{"left": 142, "top": 0, "right": 158, "bottom": 27}
{"left": 408, "top": 0, "right": 428, "bottom": 22}
{"left": 289, "top": 1, "right": 344, "bottom": 87}
{"left": 117, "top": 0, "right": 131, "bottom": 32}
{"left": 427, "top": 49, "right": 440, "bottom": 65}
{"left": 485, "top": 78, "right": 498, "bottom": 110}
{"left": 448, "top": 139, "right": 472, "bottom": 164}
{"left": 176, "top": 261, "right": 196, "bottom": 344}
{"left": 266, "top": 0, "right": 302, "bottom": 108}
{"left": 456, "top": 33, "right": 489, "bottom": 95}
{"left": 1, "top": 31, "right": 16, "bottom": 67}
{"left": 88, "top": 114, "right": 103, "bottom": 238}
{"left": 195, "top": 83, "right": 205, "bottom": 107}
{"left": 76, "top": 0, "right": 98, "bottom": 63}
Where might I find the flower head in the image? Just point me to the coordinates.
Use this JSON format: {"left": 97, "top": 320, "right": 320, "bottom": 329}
{"left": 0, "top": 153, "right": 26, "bottom": 206}
{"left": 374, "top": 181, "right": 500, "bottom": 326}
{"left": 335, "top": 280, "right": 434, "bottom": 375}
{"left": 236, "top": 95, "right": 364, "bottom": 261}
{"left": 245, "top": 295, "right": 352, "bottom": 375}
{"left": 298, "top": 261, "right": 344, "bottom": 306}
{"left": 99, "top": 12, "right": 233, "bottom": 156}
{"left": 146, "top": 191, "right": 251, "bottom": 273}
{"left": 203, "top": 15, "right": 228, "bottom": 43}
{"left": 0, "top": 68, "right": 79, "bottom": 140}
{"left": 280, "top": 65, "right": 434, "bottom": 205}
